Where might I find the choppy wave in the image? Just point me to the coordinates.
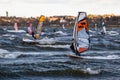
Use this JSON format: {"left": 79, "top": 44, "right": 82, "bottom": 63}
{"left": 107, "top": 31, "right": 119, "bottom": 36}
{"left": 39, "top": 37, "right": 56, "bottom": 44}
{"left": 0, "top": 49, "right": 21, "bottom": 59}
{"left": 54, "top": 31, "right": 68, "bottom": 36}
{"left": 82, "top": 55, "right": 120, "bottom": 60}
{"left": 2, "top": 34, "right": 16, "bottom": 37}
{"left": 0, "top": 68, "right": 102, "bottom": 78}
{"left": 22, "top": 37, "right": 56, "bottom": 45}
{"left": 7, "top": 30, "right": 26, "bottom": 33}
{"left": 36, "top": 44, "right": 70, "bottom": 49}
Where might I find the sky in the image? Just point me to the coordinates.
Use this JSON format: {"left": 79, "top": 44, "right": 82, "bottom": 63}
{"left": 0, "top": 0, "right": 120, "bottom": 17}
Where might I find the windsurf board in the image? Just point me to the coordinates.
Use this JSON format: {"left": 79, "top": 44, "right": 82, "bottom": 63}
{"left": 66, "top": 54, "right": 83, "bottom": 59}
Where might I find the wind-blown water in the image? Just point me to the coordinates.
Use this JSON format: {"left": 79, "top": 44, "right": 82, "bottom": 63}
{"left": 0, "top": 26, "right": 120, "bottom": 80}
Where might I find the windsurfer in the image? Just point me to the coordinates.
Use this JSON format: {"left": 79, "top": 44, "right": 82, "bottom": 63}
{"left": 31, "top": 32, "right": 40, "bottom": 39}
{"left": 95, "top": 23, "right": 98, "bottom": 31}
{"left": 70, "top": 39, "right": 75, "bottom": 52}
{"left": 31, "top": 15, "right": 45, "bottom": 39}
{"left": 14, "top": 22, "right": 18, "bottom": 31}
{"left": 60, "top": 17, "right": 67, "bottom": 30}
{"left": 101, "top": 20, "right": 106, "bottom": 34}
{"left": 70, "top": 39, "right": 80, "bottom": 56}
{"left": 26, "top": 21, "right": 33, "bottom": 34}
{"left": 70, "top": 12, "right": 89, "bottom": 56}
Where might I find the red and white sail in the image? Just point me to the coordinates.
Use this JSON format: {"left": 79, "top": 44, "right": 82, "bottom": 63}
{"left": 72, "top": 12, "right": 89, "bottom": 55}
{"left": 27, "top": 22, "right": 33, "bottom": 34}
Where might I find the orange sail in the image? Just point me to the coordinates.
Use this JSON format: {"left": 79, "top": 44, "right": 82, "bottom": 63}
{"left": 34, "top": 15, "right": 45, "bottom": 39}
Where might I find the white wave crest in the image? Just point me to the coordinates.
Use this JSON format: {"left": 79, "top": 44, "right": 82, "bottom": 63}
{"left": 83, "top": 55, "right": 120, "bottom": 60}
{"left": 83, "top": 68, "right": 101, "bottom": 75}
{"left": 38, "top": 37, "right": 56, "bottom": 44}
{"left": 54, "top": 31, "right": 67, "bottom": 35}
{"left": 0, "top": 53, "right": 21, "bottom": 59}
{"left": 107, "top": 31, "right": 119, "bottom": 36}
{"left": 23, "top": 37, "right": 56, "bottom": 44}
{"left": 0, "top": 49, "right": 9, "bottom": 53}
{"left": 7, "top": 30, "right": 26, "bottom": 33}
{"left": 37, "top": 44, "right": 70, "bottom": 48}
{"left": 114, "top": 40, "right": 120, "bottom": 43}
{"left": 2, "top": 34, "right": 16, "bottom": 37}
{"left": 0, "top": 49, "right": 21, "bottom": 59}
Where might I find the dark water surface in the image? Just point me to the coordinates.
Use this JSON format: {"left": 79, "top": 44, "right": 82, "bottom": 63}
{"left": 0, "top": 26, "right": 120, "bottom": 80}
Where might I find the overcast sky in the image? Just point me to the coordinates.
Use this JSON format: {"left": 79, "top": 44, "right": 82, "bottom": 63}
{"left": 0, "top": 0, "right": 120, "bottom": 17}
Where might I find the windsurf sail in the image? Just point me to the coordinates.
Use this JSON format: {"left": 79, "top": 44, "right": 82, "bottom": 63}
{"left": 70, "top": 12, "right": 89, "bottom": 55}
{"left": 101, "top": 21, "right": 106, "bottom": 34}
{"left": 27, "top": 22, "right": 33, "bottom": 34}
{"left": 60, "top": 17, "right": 67, "bottom": 30}
{"left": 14, "top": 22, "right": 18, "bottom": 31}
{"left": 34, "top": 15, "right": 45, "bottom": 39}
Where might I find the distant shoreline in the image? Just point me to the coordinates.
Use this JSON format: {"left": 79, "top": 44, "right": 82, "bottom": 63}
{"left": 1, "top": 14, "right": 120, "bottom": 28}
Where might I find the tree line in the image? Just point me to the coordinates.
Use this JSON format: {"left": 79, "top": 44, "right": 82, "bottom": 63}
{"left": 0, "top": 14, "right": 120, "bottom": 27}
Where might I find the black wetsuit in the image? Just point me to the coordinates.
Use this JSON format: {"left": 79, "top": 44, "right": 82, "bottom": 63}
{"left": 70, "top": 43, "right": 80, "bottom": 56}
{"left": 32, "top": 32, "right": 36, "bottom": 39}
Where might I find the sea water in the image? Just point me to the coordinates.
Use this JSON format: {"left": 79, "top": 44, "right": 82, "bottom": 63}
{"left": 0, "top": 26, "right": 120, "bottom": 80}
